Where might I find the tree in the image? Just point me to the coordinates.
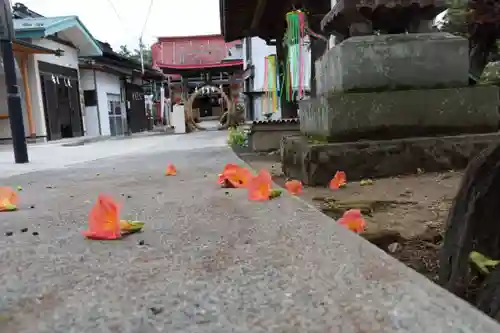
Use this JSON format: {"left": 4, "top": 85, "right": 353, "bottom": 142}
{"left": 117, "top": 41, "right": 152, "bottom": 66}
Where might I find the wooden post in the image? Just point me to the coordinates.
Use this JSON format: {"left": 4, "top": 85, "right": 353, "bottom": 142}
{"left": 276, "top": 35, "right": 298, "bottom": 119}
{"left": 19, "top": 54, "right": 35, "bottom": 137}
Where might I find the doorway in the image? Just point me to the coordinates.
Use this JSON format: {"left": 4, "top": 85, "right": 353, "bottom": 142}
{"left": 39, "top": 61, "right": 83, "bottom": 141}
{"left": 125, "top": 83, "right": 147, "bottom": 133}
{"left": 107, "top": 93, "right": 124, "bottom": 136}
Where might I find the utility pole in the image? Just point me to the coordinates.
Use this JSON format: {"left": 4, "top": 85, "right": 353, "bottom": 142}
{"left": 139, "top": 37, "right": 144, "bottom": 73}
{"left": 0, "top": 0, "right": 28, "bottom": 163}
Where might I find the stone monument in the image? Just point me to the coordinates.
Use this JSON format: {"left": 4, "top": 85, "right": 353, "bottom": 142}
{"left": 281, "top": 0, "right": 500, "bottom": 185}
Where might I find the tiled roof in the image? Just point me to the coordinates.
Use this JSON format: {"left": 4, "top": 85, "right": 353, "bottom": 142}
{"left": 252, "top": 118, "right": 299, "bottom": 125}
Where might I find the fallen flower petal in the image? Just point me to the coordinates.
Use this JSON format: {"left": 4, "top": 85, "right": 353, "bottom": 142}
{"left": 285, "top": 180, "right": 303, "bottom": 195}
{"left": 0, "top": 187, "right": 18, "bottom": 212}
{"left": 165, "top": 163, "right": 177, "bottom": 176}
{"left": 338, "top": 209, "right": 366, "bottom": 233}
{"left": 218, "top": 163, "right": 252, "bottom": 188}
{"left": 248, "top": 169, "right": 272, "bottom": 201}
{"left": 329, "top": 171, "right": 347, "bottom": 190}
{"left": 82, "top": 194, "right": 121, "bottom": 240}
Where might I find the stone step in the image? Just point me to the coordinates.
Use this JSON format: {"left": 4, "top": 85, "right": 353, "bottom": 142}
{"left": 299, "top": 85, "right": 500, "bottom": 142}
{"left": 281, "top": 132, "right": 500, "bottom": 186}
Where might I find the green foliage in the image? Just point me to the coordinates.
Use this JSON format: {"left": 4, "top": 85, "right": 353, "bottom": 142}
{"left": 227, "top": 127, "right": 247, "bottom": 147}
{"left": 480, "top": 61, "right": 500, "bottom": 84}
{"left": 117, "top": 41, "right": 152, "bottom": 66}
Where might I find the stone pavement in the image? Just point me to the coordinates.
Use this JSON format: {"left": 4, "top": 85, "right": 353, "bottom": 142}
{"left": 0, "top": 132, "right": 499, "bottom": 332}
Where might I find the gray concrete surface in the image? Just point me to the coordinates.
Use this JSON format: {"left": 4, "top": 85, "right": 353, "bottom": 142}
{"left": 0, "top": 132, "right": 499, "bottom": 332}
{"left": 0, "top": 130, "right": 227, "bottom": 178}
{"left": 315, "top": 33, "right": 469, "bottom": 95}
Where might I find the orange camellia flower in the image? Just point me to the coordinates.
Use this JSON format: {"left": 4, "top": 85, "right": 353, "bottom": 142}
{"left": 338, "top": 209, "right": 366, "bottom": 233}
{"left": 329, "top": 171, "right": 347, "bottom": 190}
{"left": 285, "top": 179, "right": 303, "bottom": 195}
{"left": 0, "top": 187, "right": 18, "bottom": 211}
{"left": 82, "top": 194, "right": 122, "bottom": 240}
{"left": 218, "top": 163, "right": 252, "bottom": 188}
{"left": 248, "top": 169, "right": 273, "bottom": 201}
{"left": 165, "top": 163, "right": 177, "bottom": 176}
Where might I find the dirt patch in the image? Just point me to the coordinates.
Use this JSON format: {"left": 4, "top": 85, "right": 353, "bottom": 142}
{"left": 242, "top": 155, "right": 461, "bottom": 282}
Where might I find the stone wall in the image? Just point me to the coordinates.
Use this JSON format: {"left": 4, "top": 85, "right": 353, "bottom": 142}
{"left": 281, "top": 133, "right": 500, "bottom": 186}
{"left": 299, "top": 86, "right": 500, "bottom": 141}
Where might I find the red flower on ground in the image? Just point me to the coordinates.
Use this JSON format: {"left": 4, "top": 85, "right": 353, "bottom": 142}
{"left": 329, "top": 171, "right": 347, "bottom": 190}
{"left": 285, "top": 180, "right": 303, "bottom": 195}
{"left": 338, "top": 209, "right": 366, "bottom": 233}
{"left": 248, "top": 169, "right": 272, "bottom": 201}
{"left": 82, "top": 194, "right": 121, "bottom": 240}
{"left": 218, "top": 163, "right": 252, "bottom": 188}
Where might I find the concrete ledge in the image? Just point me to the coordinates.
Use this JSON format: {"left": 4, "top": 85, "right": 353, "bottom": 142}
{"left": 282, "top": 132, "right": 500, "bottom": 185}
{"left": 0, "top": 145, "right": 499, "bottom": 331}
{"left": 299, "top": 86, "right": 500, "bottom": 142}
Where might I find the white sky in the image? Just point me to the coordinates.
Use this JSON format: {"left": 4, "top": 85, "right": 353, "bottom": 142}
{"left": 19, "top": 0, "right": 221, "bottom": 51}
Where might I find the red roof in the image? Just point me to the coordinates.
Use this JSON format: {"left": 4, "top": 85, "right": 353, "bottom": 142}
{"left": 151, "top": 34, "right": 241, "bottom": 71}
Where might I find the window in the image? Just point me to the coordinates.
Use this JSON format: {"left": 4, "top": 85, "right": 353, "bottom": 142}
{"left": 83, "top": 90, "right": 97, "bottom": 106}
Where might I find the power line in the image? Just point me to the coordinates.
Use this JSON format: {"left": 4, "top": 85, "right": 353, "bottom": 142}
{"left": 105, "top": 0, "right": 132, "bottom": 35}
{"left": 140, "top": 0, "right": 154, "bottom": 39}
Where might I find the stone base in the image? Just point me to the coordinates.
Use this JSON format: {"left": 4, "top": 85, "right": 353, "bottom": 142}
{"left": 281, "top": 133, "right": 500, "bottom": 186}
{"left": 299, "top": 85, "right": 500, "bottom": 142}
{"left": 248, "top": 119, "right": 299, "bottom": 152}
{"left": 315, "top": 33, "right": 468, "bottom": 95}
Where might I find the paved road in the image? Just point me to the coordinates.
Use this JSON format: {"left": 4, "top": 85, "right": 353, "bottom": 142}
{"left": 0, "top": 130, "right": 226, "bottom": 178}
{"left": 0, "top": 132, "right": 499, "bottom": 332}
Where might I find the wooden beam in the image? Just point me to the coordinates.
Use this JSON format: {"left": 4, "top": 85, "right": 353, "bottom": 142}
{"left": 19, "top": 55, "right": 35, "bottom": 137}
{"left": 250, "top": 0, "right": 267, "bottom": 30}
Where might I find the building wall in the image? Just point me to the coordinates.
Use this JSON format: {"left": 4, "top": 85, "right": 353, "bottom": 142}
{"left": 80, "top": 69, "right": 100, "bottom": 136}
{"left": 0, "top": 57, "right": 30, "bottom": 139}
{"left": 245, "top": 38, "right": 276, "bottom": 92}
{"left": 151, "top": 34, "right": 241, "bottom": 66}
{"left": 253, "top": 94, "right": 282, "bottom": 121}
{"left": 96, "top": 71, "right": 122, "bottom": 136}
{"left": 244, "top": 37, "right": 311, "bottom": 120}
{"left": 26, "top": 38, "right": 81, "bottom": 139}
{"left": 80, "top": 69, "right": 124, "bottom": 137}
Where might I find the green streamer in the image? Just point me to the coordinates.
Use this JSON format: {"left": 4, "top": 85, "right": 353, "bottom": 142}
{"left": 284, "top": 11, "right": 301, "bottom": 102}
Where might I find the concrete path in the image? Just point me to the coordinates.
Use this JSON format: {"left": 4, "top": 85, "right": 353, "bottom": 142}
{"left": 0, "top": 132, "right": 499, "bottom": 332}
{"left": 0, "top": 131, "right": 226, "bottom": 178}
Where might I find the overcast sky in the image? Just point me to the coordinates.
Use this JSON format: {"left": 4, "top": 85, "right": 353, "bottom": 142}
{"left": 19, "top": 0, "right": 221, "bottom": 51}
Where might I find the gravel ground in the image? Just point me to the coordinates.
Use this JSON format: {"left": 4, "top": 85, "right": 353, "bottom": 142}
{"left": 0, "top": 146, "right": 498, "bottom": 333}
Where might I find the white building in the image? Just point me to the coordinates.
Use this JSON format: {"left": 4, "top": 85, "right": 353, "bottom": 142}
{"left": 79, "top": 42, "right": 165, "bottom": 136}
{"left": 7, "top": 15, "right": 102, "bottom": 142}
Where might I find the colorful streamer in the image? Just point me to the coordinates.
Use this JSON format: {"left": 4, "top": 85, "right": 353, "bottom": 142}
{"left": 262, "top": 55, "right": 278, "bottom": 115}
{"left": 281, "top": 9, "right": 328, "bottom": 102}
{"left": 284, "top": 10, "right": 307, "bottom": 100}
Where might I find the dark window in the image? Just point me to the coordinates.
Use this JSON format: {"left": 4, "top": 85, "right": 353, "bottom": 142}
{"left": 83, "top": 90, "right": 97, "bottom": 106}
